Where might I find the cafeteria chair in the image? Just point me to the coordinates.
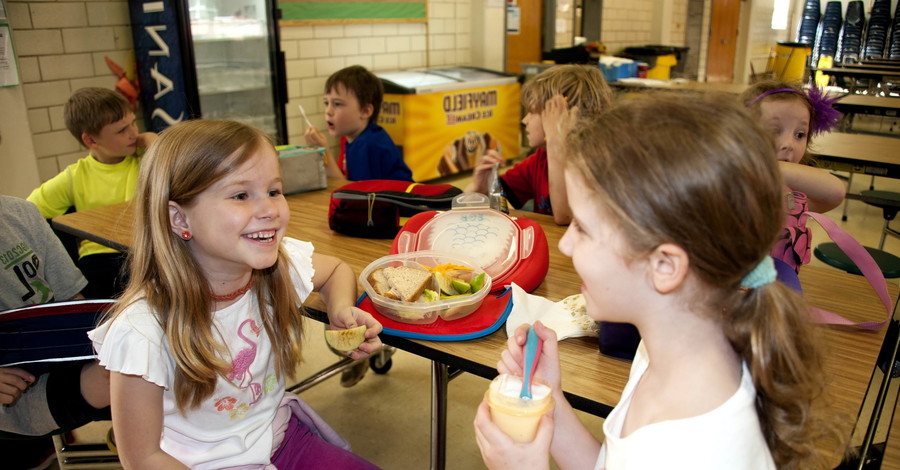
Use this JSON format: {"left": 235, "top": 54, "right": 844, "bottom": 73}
{"left": 814, "top": 190, "right": 900, "bottom": 278}
{"left": 0, "top": 299, "right": 121, "bottom": 469}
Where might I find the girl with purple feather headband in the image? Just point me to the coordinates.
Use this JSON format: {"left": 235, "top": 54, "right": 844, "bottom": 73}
{"left": 740, "top": 80, "right": 846, "bottom": 273}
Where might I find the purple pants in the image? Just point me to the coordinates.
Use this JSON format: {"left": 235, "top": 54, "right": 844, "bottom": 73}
{"left": 270, "top": 415, "right": 380, "bottom": 470}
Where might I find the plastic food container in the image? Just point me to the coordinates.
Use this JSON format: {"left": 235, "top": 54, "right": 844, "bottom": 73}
{"left": 394, "top": 193, "right": 537, "bottom": 290}
{"left": 359, "top": 251, "right": 492, "bottom": 324}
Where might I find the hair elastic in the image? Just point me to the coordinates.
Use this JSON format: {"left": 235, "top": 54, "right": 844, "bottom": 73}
{"left": 747, "top": 87, "right": 842, "bottom": 135}
{"left": 740, "top": 256, "right": 777, "bottom": 290}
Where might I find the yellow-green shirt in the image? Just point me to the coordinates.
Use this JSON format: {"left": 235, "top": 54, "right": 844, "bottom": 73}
{"left": 27, "top": 153, "right": 142, "bottom": 258}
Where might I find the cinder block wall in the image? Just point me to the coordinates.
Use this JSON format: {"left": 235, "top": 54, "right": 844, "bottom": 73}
{"left": 7, "top": 0, "right": 135, "bottom": 182}
{"left": 280, "top": 0, "right": 473, "bottom": 148}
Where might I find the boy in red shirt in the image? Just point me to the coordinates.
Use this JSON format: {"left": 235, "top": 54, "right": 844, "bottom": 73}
{"left": 466, "top": 65, "right": 612, "bottom": 225}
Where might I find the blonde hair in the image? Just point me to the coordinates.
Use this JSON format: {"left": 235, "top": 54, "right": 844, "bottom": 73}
{"left": 110, "top": 119, "right": 304, "bottom": 412}
{"left": 740, "top": 79, "right": 816, "bottom": 165}
{"left": 521, "top": 65, "right": 613, "bottom": 118}
{"left": 566, "top": 93, "right": 837, "bottom": 468}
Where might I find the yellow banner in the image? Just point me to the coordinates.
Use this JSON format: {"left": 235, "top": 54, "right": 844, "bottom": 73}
{"left": 378, "top": 82, "right": 521, "bottom": 182}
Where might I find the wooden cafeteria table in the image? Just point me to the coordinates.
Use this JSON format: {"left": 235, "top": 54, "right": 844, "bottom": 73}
{"left": 833, "top": 94, "right": 900, "bottom": 131}
{"left": 812, "top": 132, "right": 900, "bottom": 180}
{"left": 53, "top": 179, "right": 898, "bottom": 469}
{"left": 812, "top": 66, "right": 900, "bottom": 94}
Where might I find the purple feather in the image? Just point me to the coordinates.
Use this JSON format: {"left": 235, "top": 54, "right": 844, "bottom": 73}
{"left": 806, "top": 86, "right": 842, "bottom": 135}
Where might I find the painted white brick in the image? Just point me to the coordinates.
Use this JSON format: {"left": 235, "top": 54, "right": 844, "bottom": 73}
{"left": 398, "top": 51, "right": 425, "bottom": 69}
{"left": 344, "top": 55, "right": 373, "bottom": 70}
{"left": 287, "top": 78, "right": 301, "bottom": 99}
{"left": 86, "top": 2, "right": 130, "bottom": 26}
{"left": 113, "top": 25, "right": 132, "bottom": 49}
{"left": 286, "top": 59, "right": 316, "bottom": 79}
{"left": 91, "top": 50, "right": 131, "bottom": 77}
{"left": 410, "top": 37, "right": 426, "bottom": 52}
{"left": 455, "top": 3, "right": 470, "bottom": 19}
{"left": 37, "top": 157, "right": 61, "bottom": 182}
{"left": 300, "top": 77, "right": 327, "bottom": 97}
{"left": 13, "top": 29, "right": 64, "bottom": 55}
{"left": 281, "top": 40, "right": 299, "bottom": 60}
{"left": 49, "top": 105, "right": 66, "bottom": 130}
{"left": 33, "top": 129, "right": 80, "bottom": 157}
{"left": 28, "top": 108, "right": 51, "bottom": 133}
{"left": 343, "top": 24, "right": 372, "bottom": 37}
{"left": 62, "top": 26, "right": 115, "bottom": 53}
{"left": 280, "top": 26, "right": 313, "bottom": 40}
{"left": 428, "top": 19, "right": 445, "bottom": 34}
{"left": 29, "top": 3, "right": 87, "bottom": 29}
{"left": 456, "top": 49, "right": 470, "bottom": 64}
{"left": 314, "top": 57, "right": 345, "bottom": 77}
{"left": 69, "top": 76, "right": 114, "bottom": 91}
{"left": 298, "top": 39, "right": 330, "bottom": 59}
{"left": 386, "top": 36, "right": 410, "bottom": 53}
{"left": 372, "top": 53, "right": 398, "bottom": 71}
{"left": 371, "top": 24, "right": 398, "bottom": 36}
{"left": 23, "top": 80, "right": 71, "bottom": 108}
{"left": 39, "top": 53, "right": 95, "bottom": 80}
{"left": 314, "top": 25, "right": 344, "bottom": 38}
{"left": 18, "top": 57, "right": 42, "bottom": 83}
{"left": 431, "top": 3, "right": 454, "bottom": 18}
{"left": 330, "top": 38, "right": 358, "bottom": 56}
{"left": 456, "top": 34, "right": 470, "bottom": 49}
{"left": 439, "top": 34, "right": 458, "bottom": 50}
{"left": 293, "top": 96, "right": 319, "bottom": 118}
{"left": 359, "top": 37, "right": 385, "bottom": 54}
{"left": 397, "top": 23, "right": 425, "bottom": 35}
{"left": 429, "top": 50, "right": 446, "bottom": 66}
{"left": 8, "top": 3, "right": 32, "bottom": 29}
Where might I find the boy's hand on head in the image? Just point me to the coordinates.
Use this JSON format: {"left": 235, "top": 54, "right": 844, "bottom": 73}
{"left": 542, "top": 95, "right": 578, "bottom": 145}
{"left": 304, "top": 126, "right": 327, "bottom": 148}
{"left": 465, "top": 149, "right": 505, "bottom": 194}
{"left": 330, "top": 306, "right": 384, "bottom": 359}
{"left": 0, "top": 367, "right": 35, "bottom": 405}
{"left": 136, "top": 132, "right": 158, "bottom": 150}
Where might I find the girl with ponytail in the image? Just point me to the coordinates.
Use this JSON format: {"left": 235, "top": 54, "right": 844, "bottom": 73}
{"left": 474, "top": 93, "right": 838, "bottom": 469}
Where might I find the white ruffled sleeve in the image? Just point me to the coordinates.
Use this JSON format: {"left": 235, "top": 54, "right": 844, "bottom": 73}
{"left": 88, "top": 301, "right": 174, "bottom": 389}
{"left": 283, "top": 237, "right": 315, "bottom": 303}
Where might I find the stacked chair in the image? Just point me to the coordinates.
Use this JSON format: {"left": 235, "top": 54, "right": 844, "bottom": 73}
{"left": 837, "top": 0, "right": 865, "bottom": 64}
{"left": 813, "top": 1, "right": 843, "bottom": 66}
{"left": 891, "top": 0, "right": 900, "bottom": 59}
{"left": 797, "top": 0, "right": 821, "bottom": 48}
{"left": 863, "top": 0, "right": 892, "bottom": 60}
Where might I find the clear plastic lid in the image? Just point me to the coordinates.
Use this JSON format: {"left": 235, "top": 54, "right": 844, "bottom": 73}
{"left": 396, "top": 194, "right": 536, "bottom": 286}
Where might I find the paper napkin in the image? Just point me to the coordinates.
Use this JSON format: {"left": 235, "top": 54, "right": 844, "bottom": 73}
{"left": 505, "top": 283, "right": 599, "bottom": 340}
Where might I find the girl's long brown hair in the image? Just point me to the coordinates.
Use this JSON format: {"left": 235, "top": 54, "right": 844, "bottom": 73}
{"left": 566, "top": 93, "right": 838, "bottom": 468}
{"left": 109, "top": 120, "right": 304, "bottom": 412}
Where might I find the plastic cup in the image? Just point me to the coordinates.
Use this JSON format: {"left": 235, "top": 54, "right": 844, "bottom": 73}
{"left": 487, "top": 373, "right": 554, "bottom": 443}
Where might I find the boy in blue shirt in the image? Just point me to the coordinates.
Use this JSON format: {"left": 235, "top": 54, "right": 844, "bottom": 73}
{"left": 305, "top": 65, "right": 413, "bottom": 182}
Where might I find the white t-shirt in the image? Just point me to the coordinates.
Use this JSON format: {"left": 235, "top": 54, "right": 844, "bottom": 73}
{"left": 595, "top": 342, "right": 776, "bottom": 470}
{"left": 89, "top": 238, "right": 315, "bottom": 469}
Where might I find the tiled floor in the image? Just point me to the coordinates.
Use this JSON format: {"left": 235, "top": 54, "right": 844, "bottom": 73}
{"left": 60, "top": 171, "right": 900, "bottom": 469}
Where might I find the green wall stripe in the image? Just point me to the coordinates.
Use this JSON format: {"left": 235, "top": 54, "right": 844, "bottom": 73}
{"left": 279, "top": 2, "right": 425, "bottom": 21}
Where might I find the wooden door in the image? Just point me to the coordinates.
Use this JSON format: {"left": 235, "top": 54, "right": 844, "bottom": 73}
{"left": 707, "top": 0, "right": 741, "bottom": 83}
{"left": 506, "top": 0, "right": 543, "bottom": 74}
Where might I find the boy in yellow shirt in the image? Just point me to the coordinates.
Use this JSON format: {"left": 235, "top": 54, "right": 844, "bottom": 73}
{"left": 27, "top": 87, "right": 157, "bottom": 298}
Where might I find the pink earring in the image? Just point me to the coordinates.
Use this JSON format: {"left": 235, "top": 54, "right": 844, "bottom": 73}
{"left": 181, "top": 231, "right": 192, "bottom": 240}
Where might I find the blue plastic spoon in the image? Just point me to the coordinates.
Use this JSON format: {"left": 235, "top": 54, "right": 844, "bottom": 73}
{"left": 520, "top": 325, "right": 543, "bottom": 399}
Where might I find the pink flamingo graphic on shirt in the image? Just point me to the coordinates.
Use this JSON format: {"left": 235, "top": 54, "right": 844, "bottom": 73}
{"left": 228, "top": 318, "right": 262, "bottom": 404}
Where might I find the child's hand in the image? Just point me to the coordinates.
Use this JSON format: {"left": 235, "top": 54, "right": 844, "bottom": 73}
{"left": 305, "top": 126, "right": 328, "bottom": 148}
{"left": 136, "top": 132, "right": 158, "bottom": 150}
{"left": 497, "top": 322, "right": 561, "bottom": 391}
{"left": 0, "top": 367, "right": 35, "bottom": 405}
{"left": 329, "top": 306, "right": 384, "bottom": 360}
{"left": 541, "top": 95, "right": 578, "bottom": 146}
{"left": 473, "top": 396, "right": 554, "bottom": 470}
{"left": 465, "top": 149, "right": 504, "bottom": 194}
